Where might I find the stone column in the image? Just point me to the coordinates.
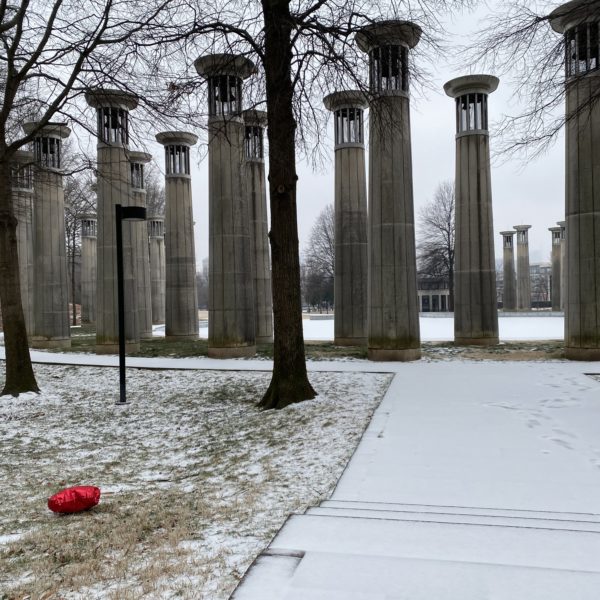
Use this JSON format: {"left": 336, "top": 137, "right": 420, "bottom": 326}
{"left": 500, "top": 231, "right": 517, "bottom": 311}
{"left": 558, "top": 220, "right": 567, "bottom": 311}
{"left": 551, "top": 1, "right": 600, "bottom": 358}
{"left": 23, "top": 122, "right": 71, "bottom": 348}
{"left": 514, "top": 225, "right": 532, "bottom": 311}
{"left": 323, "top": 91, "right": 368, "bottom": 346}
{"left": 148, "top": 216, "right": 166, "bottom": 324}
{"left": 155, "top": 132, "right": 198, "bottom": 340}
{"left": 80, "top": 214, "right": 97, "bottom": 324}
{"left": 10, "top": 150, "right": 35, "bottom": 336}
{"left": 444, "top": 75, "right": 499, "bottom": 345}
{"left": 195, "top": 53, "right": 256, "bottom": 358}
{"left": 242, "top": 109, "right": 273, "bottom": 344}
{"left": 129, "top": 151, "right": 153, "bottom": 339}
{"left": 86, "top": 89, "right": 139, "bottom": 353}
{"left": 356, "top": 20, "right": 422, "bottom": 361}
{"left": 549, "top": 226, "right": 562, "bottom": 311}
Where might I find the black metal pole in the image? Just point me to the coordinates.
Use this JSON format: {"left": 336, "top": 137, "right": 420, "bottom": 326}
{"left": 116, "top": 203, "right": 126, "bottom": 404}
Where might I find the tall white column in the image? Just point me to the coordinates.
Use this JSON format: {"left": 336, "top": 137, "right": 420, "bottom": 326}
{"left": 148, "top": 216, "right": 166, "bottom": 324}
{"left": 85, "top": 89, "right": 139, "bottom": 353}
{"left": 243, "top": 109, "right": 273, "bottom": 344}
{"left": 445, "top": 75, "right": 499, "bottom": 345}
{"left": 357, "top": 21, "right": 422, "bottom": 361}
{"left": 514, "top": 225, "right": 532, "bottom": 311}
{"left": 323, "top": 91, "right": 368, "bottom": 346}
{"left": 551, "top": 2, "right": 600, "bottom": 359}
{"left": 195, "top": 53, "right": 256, "bottom": 358}
{"left": 129, "top": 151, "right": 153, "bottom": 339}
{"left": 23, "top": 122, "right": 71, "bottom": 349}
{"left": 549, "top": 226, "right": 562, "bottom": 311}
{"left": 80, "top": 214, "right": 97, "bottom": 324}
{"left": 155, "top": 132, "right": 198, "bottom": 340}
{"left": 500, "top": 231, "right": 517, "bottom": 311}
{"left": 11, "top": 150, "right": 35, "bottom": 336}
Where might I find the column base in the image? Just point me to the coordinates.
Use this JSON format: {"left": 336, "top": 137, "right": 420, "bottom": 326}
{"left": 95, "top": 342, "right": 140, "bottom": 354}
{"left": 335, "top": 337, "right": 367, "bottom": 347}
{"left": 454, "top": 336, "right": 499, "bottom": 346}
{"left": 256, "top": 336, "right": 273, "bottom": 344}
{"left": 165, "top": 334, "right": 198, "bottom": 342}
{"left": 565, "top": 346, "right": 600, "bottom": 361}
{"left": 152, "top": 320, "right": 165, "bottom": 325}
{"left": 208, "top": 345, "right": 257, "bottom": 359}
{"left": 140, "top": 331, "right": 154, "bottom": 340}
{"left": 30, "top": 338, "right": 71, "bottom": 350}
{"left": 368, "top": 347, "right": 421, "bottom": 362}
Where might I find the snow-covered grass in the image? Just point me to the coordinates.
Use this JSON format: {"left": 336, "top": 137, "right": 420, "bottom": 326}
{"left": 0, "top": 364, "right": 392, "bottom": 599}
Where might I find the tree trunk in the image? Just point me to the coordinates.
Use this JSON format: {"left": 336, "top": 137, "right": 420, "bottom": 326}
{"left": 259, "top": 0, "right": 315, "bottom": 409}
{"left": 0, "top": 158, "right": 39, "bottom": 396}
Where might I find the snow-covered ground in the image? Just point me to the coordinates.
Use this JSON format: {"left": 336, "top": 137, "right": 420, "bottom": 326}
{"left": 234, "top": 360, "right": 600, "bottom": 599}
{"left": 0, "top": 363, "right": 391, "bottom": 599}
{"left": 150, "top": 313, "right": 566, "bottom": 342}
{"left": 1, "top": 312, "right": 590, "bottom": 599}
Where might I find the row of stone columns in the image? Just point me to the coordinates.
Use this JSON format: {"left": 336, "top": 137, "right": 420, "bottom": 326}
{"left": 85, "top": 88, "right": 201, "bottom": 352}
{"left": 501, "top": 223, "right": 566, "bottom": 311}
{"left": 11, "top": 125, "right": 71, "bottom": 349}
{"left": 79, "top": 213, "right": 165, "bottom": 328}
{"left": 83, "top": 71, "right": 274, "bottom": 356}
{"left": 194, "top": 54, "right": 273, "bottom": 358}
{"left": 324, "top": 22, "right": 501, "bottom": 355}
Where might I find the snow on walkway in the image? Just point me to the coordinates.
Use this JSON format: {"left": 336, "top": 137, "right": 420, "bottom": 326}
{"left": 233, "top": 360, "right": 600, "bottom": 599}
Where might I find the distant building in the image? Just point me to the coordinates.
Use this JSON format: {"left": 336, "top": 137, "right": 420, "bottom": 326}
{"left": 417, "top": 275, "right": 450, "bottom": 312}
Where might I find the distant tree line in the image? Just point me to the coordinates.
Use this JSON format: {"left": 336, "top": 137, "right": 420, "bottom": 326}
{"left": 301, "top": 204, "right": 334, "bottom": 311}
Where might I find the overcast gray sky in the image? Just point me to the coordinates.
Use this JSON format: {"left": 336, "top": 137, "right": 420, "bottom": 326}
{"left": 168, "top": 2, "right": 564, "bottom": 269}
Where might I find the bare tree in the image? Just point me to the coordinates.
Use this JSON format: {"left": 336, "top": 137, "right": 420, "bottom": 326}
{"left": 304, "top": 203, "right": 335, "bottom": 279}
{"left": 145, "top": 163, "right": 166, "bottom": 216}
{"left": 160, "top": 0, "right": 469, "bottom": 408}
{"left": 302, "top": 204, "right": 335, "bottom": 310}
{"left": 1, "top": 0, "right": 471, "bottom": 402}
{"left": 468, "top": 0, "right": 600, "bottom": 158}
{"left": 417, "top": 180, "right": 455, "bottom": 310}
{"left": 0, "top": 0, "right": 174, "bottom": 396}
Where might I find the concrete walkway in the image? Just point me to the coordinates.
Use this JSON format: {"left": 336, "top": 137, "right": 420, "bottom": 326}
{"left": 232, "top": 361, "right": 600, "bottom": 599}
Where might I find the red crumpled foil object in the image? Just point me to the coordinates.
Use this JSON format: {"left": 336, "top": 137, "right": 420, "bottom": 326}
{"left": 47, "top": 486, "right": 101, "bottom": 514}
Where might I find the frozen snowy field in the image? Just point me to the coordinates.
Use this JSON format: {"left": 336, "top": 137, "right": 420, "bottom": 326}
{"left": 300, "top": 313, "right": 565, "bottom": 342}
{"left": 151, "top": 313, "right": 566, "bottom": 342}
{"left": 1, "top": 312, "right": 593, "bottom": 599}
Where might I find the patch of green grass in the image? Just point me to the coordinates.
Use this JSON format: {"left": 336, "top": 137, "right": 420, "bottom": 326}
{"left": 36, "top": 326, "right": 565, "bottom": 362}
{"left": 45, "top": 326, "right": 369, "bottom": 361}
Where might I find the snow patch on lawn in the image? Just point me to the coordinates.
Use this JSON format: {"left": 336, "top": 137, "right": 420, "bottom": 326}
{"left": 0, "top": 364, "right": 391, "bottom": 599}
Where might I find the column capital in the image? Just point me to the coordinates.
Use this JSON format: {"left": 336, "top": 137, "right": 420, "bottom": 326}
{"left": 323, "top": 90, "right": 368, "bottom": 111}
{"left": 194, "top": 53, "right": 255, "bottom": 79}
{"left": 129, "top": 150, "right": 152, "bottom": 164}
{"left": 550, "top": 0, "right": 600, "bottom": 33}
{"left": 84, "top": 88, "right": 138, "bottom": 110}
{"left": 443, "top": 74, "right": 499, "bottom": 98}
{"left": 356, "top": 20, "right": 422, "bottom": 52}
{"left": 155, "top": 131, "right": 198, "bottom": 147}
